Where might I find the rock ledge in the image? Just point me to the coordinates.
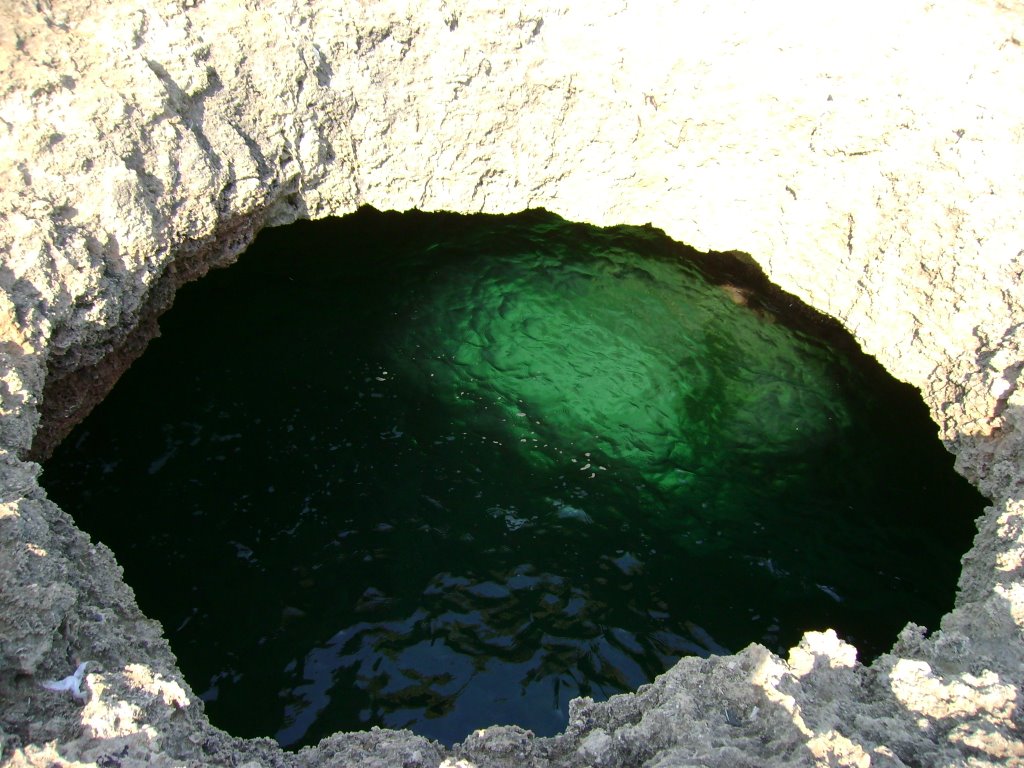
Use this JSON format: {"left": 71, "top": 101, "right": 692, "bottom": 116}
{"left": 1, "top": 1, "right": 1023, "bottom": 766}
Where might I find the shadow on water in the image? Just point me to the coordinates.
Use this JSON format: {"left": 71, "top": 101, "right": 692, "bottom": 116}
{"left": 40, "top": 207, "right": 988, "bottom": 748}
{"left": 743, "top": 398, "right": 1022, "bottom": 767}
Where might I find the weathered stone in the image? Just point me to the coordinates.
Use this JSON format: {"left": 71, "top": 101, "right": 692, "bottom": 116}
{"left": 1, "top": 0, "right": 1023, "bottom": 766}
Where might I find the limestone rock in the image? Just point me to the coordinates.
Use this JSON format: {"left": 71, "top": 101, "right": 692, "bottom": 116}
{"left": 2, "top": 0, "right": 1023, "bottom": 766}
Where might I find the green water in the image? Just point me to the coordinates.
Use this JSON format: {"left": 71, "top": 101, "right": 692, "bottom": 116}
{"left": 43, "top": 208, "right": 984, "bottom": 748}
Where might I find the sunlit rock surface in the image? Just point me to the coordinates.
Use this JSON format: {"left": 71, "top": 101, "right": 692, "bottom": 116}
{"left": 1, "top": 1, "right": 1022, "bottom": 766}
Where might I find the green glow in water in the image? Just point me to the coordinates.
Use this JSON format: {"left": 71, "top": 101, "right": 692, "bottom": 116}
{"left": 42, "top": 208, "right": 983, "bottom": 748}
{"left": 390, "top": 227, "right": 849, "bottom": 505}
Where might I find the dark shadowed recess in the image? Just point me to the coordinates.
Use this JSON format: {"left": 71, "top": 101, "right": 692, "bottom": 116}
{"left": 42, "top": 207, "right": 987, "bottom": 748}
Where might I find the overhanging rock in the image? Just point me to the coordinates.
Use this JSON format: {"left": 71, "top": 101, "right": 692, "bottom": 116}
{"left": 1, "top": 1, "right": 1022, "bottom": 766}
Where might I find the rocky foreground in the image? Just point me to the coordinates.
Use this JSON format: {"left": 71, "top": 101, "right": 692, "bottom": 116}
{"left": 1, "top": 1, "right": 1023, "bottom": 766}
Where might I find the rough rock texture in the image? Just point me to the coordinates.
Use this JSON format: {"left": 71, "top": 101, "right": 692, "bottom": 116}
{"left": 2, "top": 0, "right": 1023, "bottom": 766}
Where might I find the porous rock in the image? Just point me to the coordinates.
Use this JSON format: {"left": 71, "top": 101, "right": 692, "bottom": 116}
{"left": 1, "top": 0, "right": 1023, "bottom": 766}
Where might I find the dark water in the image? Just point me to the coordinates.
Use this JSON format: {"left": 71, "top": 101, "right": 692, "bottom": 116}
{"left": 43, "top": 208, "right": 984, "bottom": 748}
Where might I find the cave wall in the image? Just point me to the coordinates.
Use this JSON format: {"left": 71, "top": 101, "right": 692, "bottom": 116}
{"left": 1, "top": 1, "right": 1023, "bottom": 766}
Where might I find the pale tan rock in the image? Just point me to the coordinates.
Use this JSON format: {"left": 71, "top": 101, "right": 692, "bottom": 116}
{"left": 1, "top": 0, "right": 1023, "bottom": 766}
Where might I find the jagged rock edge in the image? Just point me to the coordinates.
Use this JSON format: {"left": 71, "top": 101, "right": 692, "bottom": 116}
{"left": 1, "top": 2, "right": 1023, "bottom": 767}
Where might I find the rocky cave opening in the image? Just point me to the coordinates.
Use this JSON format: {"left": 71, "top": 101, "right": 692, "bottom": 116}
{"left": 39, "top": 207, "right": 987, "bottom": 749}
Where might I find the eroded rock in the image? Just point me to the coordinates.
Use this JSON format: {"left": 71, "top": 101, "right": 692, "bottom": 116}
{"left": 1, "top": 0, "right": 1023, "bottom": 766}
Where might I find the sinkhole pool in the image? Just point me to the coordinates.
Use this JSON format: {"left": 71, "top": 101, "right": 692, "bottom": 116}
{"left": 43, "top": 208, "right": 985, "bottom": 748}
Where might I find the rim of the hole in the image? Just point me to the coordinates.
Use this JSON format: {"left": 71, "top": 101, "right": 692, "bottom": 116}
{"left": 28, "top": 207, "right": 990, "bottom": 755}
